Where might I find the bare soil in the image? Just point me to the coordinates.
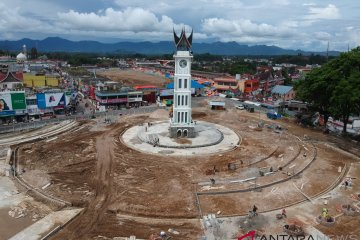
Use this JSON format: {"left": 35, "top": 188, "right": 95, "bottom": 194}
{"left": 17, "top": 104, "right": 360, "bottom": 239}
{"left": 97, "top": 69, "right": 169, "bottom": 87}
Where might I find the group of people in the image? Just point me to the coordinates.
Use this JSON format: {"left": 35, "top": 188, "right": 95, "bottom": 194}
{"left": 322, "top": 208, "right": 333, "bottom": 222}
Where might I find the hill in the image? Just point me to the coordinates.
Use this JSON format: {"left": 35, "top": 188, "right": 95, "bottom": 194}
{"left": 0, "top": 37, "right": 340, "bottom": 56}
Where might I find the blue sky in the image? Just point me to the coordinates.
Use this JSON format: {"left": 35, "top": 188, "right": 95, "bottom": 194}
{"left": 0, "top": 0, "right": 359, "bottom": 51}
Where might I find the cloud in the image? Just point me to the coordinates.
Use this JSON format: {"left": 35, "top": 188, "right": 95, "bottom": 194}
{"left": 303, "top": 3, "right": 316, "bottom": 6}
{"left": 304, "top": 4, "right": 340, "bottom": 20}
{"left": 57, "top": 8, "right": 181, "bottom": 33}
{"left": 313, "top": 31, "right": 331, "bottom": 40}
{"left": 201, "top": 18, "right": 296, "bottom": 43}
{"left": 0, "top": 0, "right": 358, "bottom": 51}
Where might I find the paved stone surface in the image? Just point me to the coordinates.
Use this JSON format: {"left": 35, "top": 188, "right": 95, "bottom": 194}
{"left": 121, "top": 120, "right": 240, "bottom": 156}
{"left": 9, "top": 208, "right": 83, "bottom": 240}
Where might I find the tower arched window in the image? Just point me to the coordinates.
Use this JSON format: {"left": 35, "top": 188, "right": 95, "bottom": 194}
{"left": 184, "top": 78, "right": 188, "bottom": 88}
{"left": 182, "top": 95, "right": 184, "bottom": 106}
{"left": 185, "top": 95, "right": 188, "bottom": 105}
{"left": 178, "top": 79, "right": 182, "bottom": 89}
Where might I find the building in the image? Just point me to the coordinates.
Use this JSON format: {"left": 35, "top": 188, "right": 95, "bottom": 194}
{"left": 271, "top": 85, "right": 295, "bottom": 101}
{"left": 95, "top": 82, "right": 143, "bottom": 108}
{"left": 212, "top": 77, "right": 239, "bottom": 93}
{"left": 0, "top": 90, "right": 27, "bottom": 123}
{"left": 243, "top": 79, "right": 260, "bottom": 94}
{"left": 170, "top": 28, "right": 195, "bottom": 138}
{"left": 0, "top": 70, "right": 23, "bottom": 90}
{"left": 23, "top": 73, "right": 60, "bottom": 87}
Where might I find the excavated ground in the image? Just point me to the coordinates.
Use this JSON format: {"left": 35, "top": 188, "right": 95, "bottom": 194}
{"left": 16, "top": 105, "right": 360, "bottom": 240}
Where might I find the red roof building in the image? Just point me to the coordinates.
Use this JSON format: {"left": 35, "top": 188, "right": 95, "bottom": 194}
{"left": 0, "top": 71, "right": 23, "bottom": 90}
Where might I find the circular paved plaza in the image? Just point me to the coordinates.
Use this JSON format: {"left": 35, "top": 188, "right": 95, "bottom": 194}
{"left": 121, "top": 120, "right": 240, "bottom": 156}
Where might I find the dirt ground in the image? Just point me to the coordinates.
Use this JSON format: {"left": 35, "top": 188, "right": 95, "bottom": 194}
{"left": 97, "top": 69, "right": 169, "bottom": 87}
{"left": 16, "top": 103, "right": 360, "bottom": 240}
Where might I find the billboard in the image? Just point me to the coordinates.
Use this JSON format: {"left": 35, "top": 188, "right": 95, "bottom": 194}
{"left": 37, "top": 93, "right": 66, "bottom": 109}
{"left": 160, "top": 88, "right": 195, "bottom": 97}
{"left": 64, "top": 92, "right": 78, "bottom": 106}
{"left": 95, "top": 96, "right": 127, "bottom": 104}
{"left": 0, "top": 92, "right": 26, "bottom": 116}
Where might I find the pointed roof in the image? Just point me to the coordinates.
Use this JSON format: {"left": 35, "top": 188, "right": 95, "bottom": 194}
{"left": 0, "top": 71, "right": 23, "bottom": 83}
{"left": 173, "top": 27, "right": 193, "bottom": 51}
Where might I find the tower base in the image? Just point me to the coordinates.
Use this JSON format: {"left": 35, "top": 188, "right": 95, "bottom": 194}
{"left": 169, "top": 126, "right": 196, "bottom": 138}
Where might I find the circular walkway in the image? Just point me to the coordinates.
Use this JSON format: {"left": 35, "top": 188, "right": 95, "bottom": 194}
{"left": 121, "top": 120, "right": 240, "bottom": 156}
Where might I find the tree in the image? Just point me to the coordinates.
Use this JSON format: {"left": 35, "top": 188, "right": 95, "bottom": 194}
{"left": 295, "top": 65, "right": 334, "bottom": 123}
{"left": 330, "top": 74, "right": 360, "bottom": 133}
{"left": 30, "top": 47, "right": 38, "bottom": 59}
{"left": 295, "top": 47, "right": 360, "bottom": 134}
{"left": 281, "top": 68, "right": 292, "bottom": 86}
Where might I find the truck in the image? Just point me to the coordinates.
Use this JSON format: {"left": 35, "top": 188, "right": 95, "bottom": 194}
{"left": 267, "top": 111, "right": 282, "bottom": 120}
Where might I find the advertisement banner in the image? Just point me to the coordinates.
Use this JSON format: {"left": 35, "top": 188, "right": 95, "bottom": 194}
{"left": 11, "top": 93, "right": 26, "bottom": 109}
{"left": 160, "top": 88, "right": 195, "bottom": 97}
{"left": 160, "top": 89, "right": 174, "bottom": 97}
{"left": 63, "top": 91, "right": 78, "bottom": 106}
{"left": 95, "top": 96, "right": 127, "bottom": 104}
{"left": 0, "top": 92, "right": 26, "bottom": 116}
{"left": 37, "top": 93, "right": 66, "bottom": 109}
{"left": 0, "top": 92, "right": 12, "bottom": 112}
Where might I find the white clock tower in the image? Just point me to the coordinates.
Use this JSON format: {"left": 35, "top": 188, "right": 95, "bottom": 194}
{"left": 170, "top": 28, "right": 195, "bottom": 138}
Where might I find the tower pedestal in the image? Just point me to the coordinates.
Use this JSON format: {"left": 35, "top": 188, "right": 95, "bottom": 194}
{"left": 169, "top": 125, "right": 196, "bottom": 138}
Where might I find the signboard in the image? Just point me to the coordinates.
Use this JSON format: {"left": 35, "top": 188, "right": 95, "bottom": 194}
{"left": 37, "top": 93, "right": 66, "bottom": 109}
{"left": 160, "top": 88, "right": 195, "bottom": 97}
{"left": 64, "top": 92, "right": 77, "bottom": 106}
{"left": 95, "top": 96, "right": 127, "bottom": 104}
{"left": 0, "top": 91, "right": 26, "bottom": 116}
{"left": 160, "top": 89, "right": 174, "bottom": 97}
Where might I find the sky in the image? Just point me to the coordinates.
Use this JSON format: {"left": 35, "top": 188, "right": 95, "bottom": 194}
{"left": 0, "top": 0, "right": 359, "bottom": 51}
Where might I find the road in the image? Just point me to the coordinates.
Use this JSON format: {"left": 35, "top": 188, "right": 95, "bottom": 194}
{"left": 0, "top": 105, "right": 159, "bottom": 134}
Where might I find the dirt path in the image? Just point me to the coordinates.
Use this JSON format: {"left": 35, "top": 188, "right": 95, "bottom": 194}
{"left": 53, "top": 131, "right": 115, "bottom": 239}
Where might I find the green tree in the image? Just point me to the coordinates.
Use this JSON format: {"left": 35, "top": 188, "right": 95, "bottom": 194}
{"left": 330, "top": 74, "right": 360, "bottom": 133}
{"left": 295, "top": 47, "right": 360, "bottom": 134}
{"left": 281, "top": 68, "right": 292, "bottom": 86}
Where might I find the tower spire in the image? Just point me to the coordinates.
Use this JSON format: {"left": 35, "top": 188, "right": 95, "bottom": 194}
{"left": 173, "top": 27, "right": 193, "bottom": 51}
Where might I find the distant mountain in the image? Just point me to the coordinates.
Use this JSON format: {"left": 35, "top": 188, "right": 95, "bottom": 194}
{"left": 0, "top": 37, "right": 341, "bottom": 56}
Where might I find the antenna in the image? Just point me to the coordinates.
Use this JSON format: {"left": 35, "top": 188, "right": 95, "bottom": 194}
{"left": 326, "top": 41, "right": 329, "bottom": 62}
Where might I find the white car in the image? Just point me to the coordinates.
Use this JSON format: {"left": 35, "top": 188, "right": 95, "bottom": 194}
{"left": 235, "top": 104, "right": 245, "bottom": 110}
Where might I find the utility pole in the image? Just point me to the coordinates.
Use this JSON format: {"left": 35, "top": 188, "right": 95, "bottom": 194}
{"left": 326, "top": 41, "right": 329, "bottom": 62}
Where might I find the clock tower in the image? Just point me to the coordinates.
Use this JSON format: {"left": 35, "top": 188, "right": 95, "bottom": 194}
{"left": 170, "top": 28, "right": 195, "bottom": 138}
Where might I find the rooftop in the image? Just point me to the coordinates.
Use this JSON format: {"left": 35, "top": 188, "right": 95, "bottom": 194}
{"left": 271, "top": 85, "right": 293, "bottom": 95}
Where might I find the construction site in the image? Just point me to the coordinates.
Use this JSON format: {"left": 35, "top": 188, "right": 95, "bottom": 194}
{"left": 0, "top": 92, "right": 359, "bottom": 239}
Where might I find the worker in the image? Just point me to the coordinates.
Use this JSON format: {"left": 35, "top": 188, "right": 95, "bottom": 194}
{"left": 210, "top": 178, "right": 215, "bottom": 185}
{"left": 253, "top": 205, "right": 258, "bottom": 216}
{"left": 281, "top": 209, "right": 287, "bottom": 218}
{"left": 322, "top": 208, "right": 329, "bottom": 220}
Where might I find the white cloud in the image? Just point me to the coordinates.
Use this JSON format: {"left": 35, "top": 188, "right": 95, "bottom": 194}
{"left": 0, "top": 0, "right": 358, "bottom": 51}
{"left": 57, "top": 8, "right": 181, "bottom": 33}
{"left": 201, "top": 18, "right": 296, "bottom": 42}
{"left": 313, "top": 31, "right": 331, "bottom": 40}
{"left": 304, "top": 4, "right": 340, "bottom": 20}
{"left": 303, "top": 3, "right": 316, "bottom": 6}
{"left": 0, "top": 2, "right": 54, "bottom": 34}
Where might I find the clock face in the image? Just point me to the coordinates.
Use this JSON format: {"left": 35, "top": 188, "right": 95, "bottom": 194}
{"left": 179, "top": 59, "right": 187, "bottom": 68}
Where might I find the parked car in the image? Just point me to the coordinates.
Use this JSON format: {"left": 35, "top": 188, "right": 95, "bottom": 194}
{"left": 235, "top": 104, "right": 245, "bottom": 110}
